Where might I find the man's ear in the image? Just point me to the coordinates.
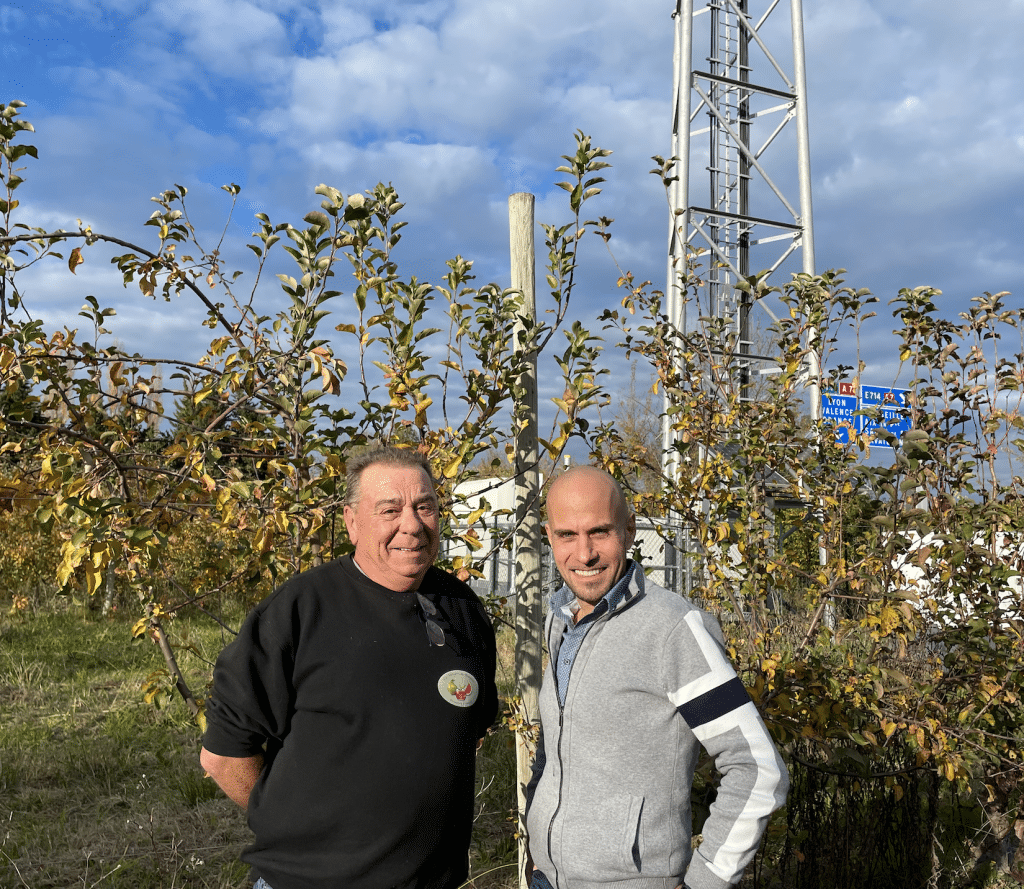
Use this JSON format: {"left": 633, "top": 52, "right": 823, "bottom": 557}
{"left": 544, "top": 522, "right": 556, "bottom": 547}
{"left": 625, "top": 512, "right": 637, "bottom": 550}
{"left": 343, "top": 504, "right": 358, "bottom": 545}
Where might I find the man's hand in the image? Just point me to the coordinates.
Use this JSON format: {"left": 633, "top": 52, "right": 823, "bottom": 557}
{"left": 200, "top": 747, "right": 264, "bottom": 809}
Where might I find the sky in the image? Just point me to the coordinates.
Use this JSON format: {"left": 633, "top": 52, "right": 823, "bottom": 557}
{"left": 3, "top": 0, "right": 1024, "bottom": 444}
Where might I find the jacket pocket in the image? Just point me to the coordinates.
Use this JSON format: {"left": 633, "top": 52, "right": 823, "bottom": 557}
{"left": 558, "top": 793, "right": 646, "bottom": 878}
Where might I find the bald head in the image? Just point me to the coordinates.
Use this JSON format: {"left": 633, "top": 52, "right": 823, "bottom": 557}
{"left": 547, "top": 466, "right": 631, "bottom": 523}
{"left": 545, "top": 466, "right": 636, "bottom": 616}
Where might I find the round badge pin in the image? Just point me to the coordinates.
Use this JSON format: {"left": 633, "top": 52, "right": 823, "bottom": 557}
{"left": 438, "top": 670, "right": 479, "bottom": 707}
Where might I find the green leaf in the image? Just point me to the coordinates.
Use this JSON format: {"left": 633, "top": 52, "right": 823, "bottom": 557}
{"left": 303, "top": 210, "right": 331, "bottom": 229}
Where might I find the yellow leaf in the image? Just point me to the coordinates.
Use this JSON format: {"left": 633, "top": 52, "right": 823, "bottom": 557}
{"left": 84, "top": 563, "right": 103, "bottom": 596}
{"left": 413, "top": 396, "right": 433, "bottom": 429}
{"left": 547, "top": 434, "right": 567, "bottom": 458}
{"left": 69, "top": 247, "right": 84, "bottom": 274}
{"left": 109, "top": 360, "right": 126, "bottom": 387}
{"left": 56, "top": 560, "right": 75, "bottom": 587}
{"left": 322, "top": 367, "right": 341, "bottom": 396}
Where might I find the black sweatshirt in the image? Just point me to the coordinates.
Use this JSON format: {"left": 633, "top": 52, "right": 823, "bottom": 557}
{"left": 202, "top": 556, "right": 499, "bottom": 889}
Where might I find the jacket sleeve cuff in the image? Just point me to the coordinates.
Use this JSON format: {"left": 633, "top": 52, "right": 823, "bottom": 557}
{"left": 683, "top": 854, "right": 733, "bottom": 889}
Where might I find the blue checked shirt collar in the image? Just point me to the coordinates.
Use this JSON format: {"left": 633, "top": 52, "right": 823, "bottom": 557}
{"left": 550, "top": 561, "right": 638, "bottom": 705}
{"left": 551, "top": 559, "right": 637, "bottom": 623}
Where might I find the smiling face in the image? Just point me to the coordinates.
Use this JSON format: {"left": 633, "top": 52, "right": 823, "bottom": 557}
{"left": 545, "top": 467, "right": 635, "bottom": 618}
{"left": 343, "top": 462, "right": 440, "bottom": 592}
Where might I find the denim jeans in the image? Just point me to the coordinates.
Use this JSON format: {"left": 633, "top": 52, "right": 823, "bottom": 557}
{"left": 531, "top": 870, "right": 555, "bottom": 889}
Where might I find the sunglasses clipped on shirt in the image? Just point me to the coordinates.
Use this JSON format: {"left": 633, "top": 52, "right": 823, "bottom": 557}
{"left": 416, "top": 592, "right": 446, "bottom": 647}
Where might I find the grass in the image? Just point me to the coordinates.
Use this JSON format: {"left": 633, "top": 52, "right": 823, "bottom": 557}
{"left": 0, "top": 601, "right": 519, "bottom": 889}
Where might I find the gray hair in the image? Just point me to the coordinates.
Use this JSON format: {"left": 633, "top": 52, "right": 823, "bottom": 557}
{"left": 344, "top": 445, "right": 435, "bottom": 508}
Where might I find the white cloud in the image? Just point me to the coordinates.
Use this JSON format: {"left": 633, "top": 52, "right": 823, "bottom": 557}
{"left": 267, "top": 0, "right": 674, "bottom": 146}
{"left": 8, "top": 0, "right": 1024, "bottom": 403}
{"left": 152, "top": 0, "right": 292, "bottom": 79}
{"left": 318, "top": 4, "right": 376, "bottom": 45}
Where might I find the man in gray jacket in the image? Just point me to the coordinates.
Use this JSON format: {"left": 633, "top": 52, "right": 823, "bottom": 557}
{"left": 525, "top": 466, "right": 788, "bottom": 889}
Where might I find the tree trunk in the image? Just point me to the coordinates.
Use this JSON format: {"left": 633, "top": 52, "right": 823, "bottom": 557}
{"left": 101, "top": 558, "right": 116, "bottom": 616}
{"left": 147, "top": 602, "right": 201, "bottom": 718}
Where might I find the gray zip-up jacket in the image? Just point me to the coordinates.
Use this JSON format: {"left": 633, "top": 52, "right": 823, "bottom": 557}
{"left": 525, "top": 568, "right": 788, "bottom": 889}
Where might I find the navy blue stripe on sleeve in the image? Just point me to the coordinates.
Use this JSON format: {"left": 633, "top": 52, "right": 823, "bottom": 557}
{"left": 676, "top": 676, "right": 751, "bottom": 729}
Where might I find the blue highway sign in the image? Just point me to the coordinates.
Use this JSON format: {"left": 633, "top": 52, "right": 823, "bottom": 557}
{"left": 858, "top": 386, "right": 911, "bottom": 446}
{"left": 821, "top": 392, "right": 857, "bottom": 444}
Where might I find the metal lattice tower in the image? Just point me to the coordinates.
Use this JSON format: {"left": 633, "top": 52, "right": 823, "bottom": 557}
{"left": 665, "top": 0, "right": 816, "bottom": 388}
{"left": 660, "top": 1, "right": 819, "bottom": 598}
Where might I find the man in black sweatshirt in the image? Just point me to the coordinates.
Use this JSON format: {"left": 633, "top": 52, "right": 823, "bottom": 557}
{"left": 200, "top": 445, "right": 499, "bottom": 889}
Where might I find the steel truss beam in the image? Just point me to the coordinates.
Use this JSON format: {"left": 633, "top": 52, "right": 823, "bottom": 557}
{"left": 666, "top": 0, "right": 815, "bottom": 350}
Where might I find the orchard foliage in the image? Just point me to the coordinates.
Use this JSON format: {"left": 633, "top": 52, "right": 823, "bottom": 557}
{"left": 4, "top": 100, "right": 1024, "bottom": 877}
{"left": 0, "top": 102, "right": 606, "bottom": 612}
{"left": 594, "top": 192, "right": 1024, "bottom": 874}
